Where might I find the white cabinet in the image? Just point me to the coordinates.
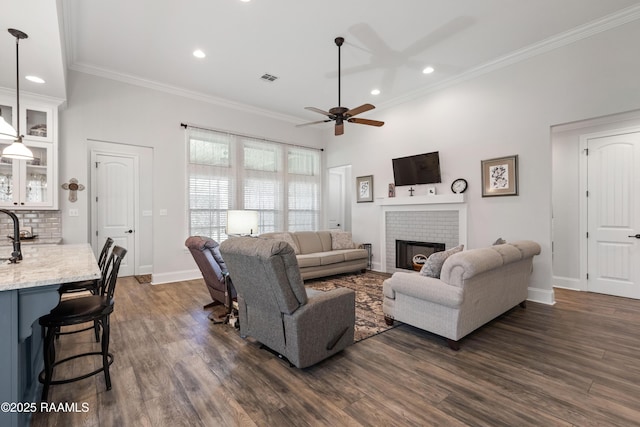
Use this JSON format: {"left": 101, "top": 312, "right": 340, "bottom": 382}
{"left": 0, "top": 93, "right": 58, "bottom": 209}
{"left": 23, "top": 104, "right": 54, "bottom": 142}
{"left": 0, "top": 141, "right": 55, "bottom": 208}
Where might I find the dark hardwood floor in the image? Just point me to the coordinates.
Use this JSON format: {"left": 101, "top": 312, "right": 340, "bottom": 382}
{"left": 31, "top": 277, "right": 640, "bottom": 426}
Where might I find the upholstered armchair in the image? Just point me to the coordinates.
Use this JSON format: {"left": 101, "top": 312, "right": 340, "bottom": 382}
{"left": 185, "top": 236, "right": 236, "bottom": 319}
{"left": 219, "top": 236, "right": 355, "bottom": 368}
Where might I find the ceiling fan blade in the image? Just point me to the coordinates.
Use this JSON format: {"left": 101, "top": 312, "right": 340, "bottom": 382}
{"left": 348, "top": 117, "right": 385, "bottom": 127}
{"left": 346, "top": 103, "right": 375, "bottom": 117}
{"left": 335, "top": 122, "right": 344, "bottom": 136}
{"left": 304, "top": 107, "right": 333, "bottom": 117}
{"left": 295, "top": 119, "right": 332, "bottom": 128}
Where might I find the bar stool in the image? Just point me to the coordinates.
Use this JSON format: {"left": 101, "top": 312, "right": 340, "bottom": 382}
{"left": 58, "top": 237, "right": 113, "bottom": 295}
{"left": 38, "top": 245, "right": 127, "bottom": 402}
{"left": 55, "top": 237, "right": 114, "bottom": 342}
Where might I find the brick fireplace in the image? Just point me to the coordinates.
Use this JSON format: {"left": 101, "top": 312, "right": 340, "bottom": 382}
{"left": 377, "top": 195, "right": 467, "bottom": 273}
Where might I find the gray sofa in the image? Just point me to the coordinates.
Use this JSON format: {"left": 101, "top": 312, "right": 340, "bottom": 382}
{"left": 260, "top": 231, "right": 368, "bottom": 280}
{"left": 219, "top": 236, "right": 355, "bottom": 368}
{"left": 383, "top": 240, "right": 541, "bottom": 349}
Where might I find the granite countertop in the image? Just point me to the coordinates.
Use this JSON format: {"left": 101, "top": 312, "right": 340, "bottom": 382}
{"left": 0, "top": 243, "right": 100, "bottom": 291}
{"left": 0, "top": 237, "right": 62, "bottom": 247}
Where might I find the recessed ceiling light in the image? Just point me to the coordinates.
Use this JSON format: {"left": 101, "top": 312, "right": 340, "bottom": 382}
{"left": 370, "top": 89, "right": 381, "bottom": 95}
{"left": 240, "top": 0, "right": 251, "bottom": 2}
{"left": 25, "top": 75, "right": 45, "bottom": 84}
{"left": 422, "top": 66, "right": 435, "bottom": 74}
{"left": 193, "top": 49, "right": 206, "bottom": 59}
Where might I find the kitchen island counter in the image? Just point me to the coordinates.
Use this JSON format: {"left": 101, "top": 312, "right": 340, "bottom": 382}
{"left": 0, "top": 243, "right": 100, "bottom": 427}
{"left": 0, "top": 243, "right": 99, "bottom": 291}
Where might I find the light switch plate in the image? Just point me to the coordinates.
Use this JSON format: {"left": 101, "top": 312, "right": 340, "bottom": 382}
{"left": 69, "top": 209, "right": 79, "bottom": 217}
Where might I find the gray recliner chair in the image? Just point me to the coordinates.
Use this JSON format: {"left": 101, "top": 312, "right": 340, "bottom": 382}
{"left": 219, "top": 236, "right": 355, "bottom": 368}
{"left": 185, "top": 236, "right": 236, "bottom": 321}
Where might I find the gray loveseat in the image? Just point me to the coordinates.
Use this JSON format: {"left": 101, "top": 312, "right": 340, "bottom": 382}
{"left": 383, "top": 240, "right": 541, "bottom": 349}
{"left": 260, "top": 231, "right": 368, "bottom": 280}
{"left": 219, "top": 236, "right": 355, "bottom": 368}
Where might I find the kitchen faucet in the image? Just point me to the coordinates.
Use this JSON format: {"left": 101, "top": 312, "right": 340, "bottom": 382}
{"left": 0, "top": 209, "right": 22, "bottom": 263}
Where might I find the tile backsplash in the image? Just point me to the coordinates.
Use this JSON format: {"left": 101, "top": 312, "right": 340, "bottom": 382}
{"left": 0, "top": 210, "right": 62, "bottom": 240}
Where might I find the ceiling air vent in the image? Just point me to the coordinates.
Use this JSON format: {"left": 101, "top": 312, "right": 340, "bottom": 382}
{"left": 260, "top": 73, "right": 279, "bottom": 82}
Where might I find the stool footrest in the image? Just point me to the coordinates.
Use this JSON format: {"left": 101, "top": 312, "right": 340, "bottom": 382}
{"left": 39, "top": 352, "right": 114, "bottom": 386}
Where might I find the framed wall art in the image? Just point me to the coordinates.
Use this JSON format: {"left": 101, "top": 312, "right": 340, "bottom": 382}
{"left": 356, "top": 175, "right": 374, "bottom": 203}
{"left": 481, "top": 155, "right": 518, "bottom": 197}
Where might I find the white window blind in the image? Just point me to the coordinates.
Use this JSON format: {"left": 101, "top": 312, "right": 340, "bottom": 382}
{"left": 186, "top": 127, "right": 321, "bottom": 241}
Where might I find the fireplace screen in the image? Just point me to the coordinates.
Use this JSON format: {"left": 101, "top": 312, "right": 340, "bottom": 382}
{"left": 396, "top": 240, "right": 445, "bottom": 270}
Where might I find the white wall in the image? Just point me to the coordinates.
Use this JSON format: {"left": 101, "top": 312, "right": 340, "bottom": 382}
{"left": 59, "top": 71, "right": 324, "bottom": 283}
{"left": 325, "top": 19, "right": 640, "bottom": 304}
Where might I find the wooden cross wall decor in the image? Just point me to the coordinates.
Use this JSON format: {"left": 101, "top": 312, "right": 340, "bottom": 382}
{"left": 61, "top": 178, "right": 85, "bottom": 202}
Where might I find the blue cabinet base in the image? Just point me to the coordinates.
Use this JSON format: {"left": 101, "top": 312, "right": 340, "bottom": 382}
{"left": 0, "top": 286, "right": 59, "bottom": 427}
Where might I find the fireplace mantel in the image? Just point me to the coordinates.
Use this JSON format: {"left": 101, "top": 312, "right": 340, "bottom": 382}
{"left": 376, "top": 194, "right": 465, "bottom": 206}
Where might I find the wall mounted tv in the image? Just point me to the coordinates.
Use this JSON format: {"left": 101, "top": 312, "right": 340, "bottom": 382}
{"left": 392, "top": 151, "right": 441, "bottom": 186}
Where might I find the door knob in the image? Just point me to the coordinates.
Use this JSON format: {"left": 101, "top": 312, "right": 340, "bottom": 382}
{"left": 125, "top": 229, "right": 134, "bottom": 234}
{"left": 628, "top": 234, "right": 640, "bottom": 239}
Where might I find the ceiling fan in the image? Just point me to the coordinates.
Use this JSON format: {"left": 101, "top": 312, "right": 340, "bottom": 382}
{"left": 297, "top": 37, "right": 384, "bottom": 136}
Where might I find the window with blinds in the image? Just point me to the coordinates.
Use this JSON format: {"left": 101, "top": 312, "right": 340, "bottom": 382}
{"left": 186, "top": 127, "right": 322, "bottom": 241}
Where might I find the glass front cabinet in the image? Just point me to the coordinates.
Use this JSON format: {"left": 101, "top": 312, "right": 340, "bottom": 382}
{"left": 0, "top": 93, "right": 58, "bottom": 209}
{"left": 0, "top": 141, "right": 55, "bottom": 208}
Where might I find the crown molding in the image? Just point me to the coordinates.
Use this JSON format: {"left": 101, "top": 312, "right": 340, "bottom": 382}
{"left": 378, "top": 4, "right": 640, "bottom": 111}
{"left": 68, "top": 62, "right": 304, "bottom": 124}
{"left": 0, "top": 87, "right": 66, "bottom": 106}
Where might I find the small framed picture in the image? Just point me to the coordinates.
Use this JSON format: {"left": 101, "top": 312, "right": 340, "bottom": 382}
{"left": 356, "top": 175, "right": 374, "bottom": 203}
{"left": 427, "top": 187, "right": 436, "bottom": 195}
{"left": 388, "top": 183, "right": 396, "bottom": 198}
{"left": 481, "top": 155, "right": 518, "bottom": 197}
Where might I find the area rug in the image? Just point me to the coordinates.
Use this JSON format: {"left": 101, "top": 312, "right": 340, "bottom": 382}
{"left": 305, "top": 271, "right": 396, "bottom": 343}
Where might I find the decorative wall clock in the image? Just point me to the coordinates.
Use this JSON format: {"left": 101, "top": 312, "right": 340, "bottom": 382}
{"left": 451, "top": 178, "right": 468, "bottom": 194}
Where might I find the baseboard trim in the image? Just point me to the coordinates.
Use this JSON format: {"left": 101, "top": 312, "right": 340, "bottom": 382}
{"left": 151, "top": 269, "right": 202, "bottom": 285}
{"left": 552, "top": 276, "right": 583, "bottom": 291}
{"left": 138, "top": 264, "right": 153, "bottom": 275}
{"left": 527, "top": 287, "right": 555, "bottom": 305}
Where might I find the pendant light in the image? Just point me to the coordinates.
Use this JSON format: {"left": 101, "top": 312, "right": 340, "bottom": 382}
{"left": 0, "top": 29, "right": 34, "bottom": 161}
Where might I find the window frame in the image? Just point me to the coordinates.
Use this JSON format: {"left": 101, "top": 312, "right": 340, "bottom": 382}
{"left": 186, "top": 128, "right": 322, "bottom": 241}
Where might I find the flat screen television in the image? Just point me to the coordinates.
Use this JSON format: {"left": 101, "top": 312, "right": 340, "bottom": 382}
{"left": 392, "top": 151, "right": 441, "bottom": 186}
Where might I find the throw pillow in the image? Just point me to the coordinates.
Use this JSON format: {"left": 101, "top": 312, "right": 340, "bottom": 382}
{"left": 493, "top": 237, "right": 507, "bottom": 245}
{"left": 272, "top": 233, "right": 300, "bottom": 254}
{"left": 420, "top": 244, "right": 464, "bottom": 278}
{"left": 330, "top": 230, "right": 356, "bottom": 250}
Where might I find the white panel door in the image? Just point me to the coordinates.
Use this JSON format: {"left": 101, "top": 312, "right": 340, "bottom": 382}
{"left": 95, "top": 154, "right": 135, "bottom": 277}
{"left": 587, "top": 132, "right": 640, "bottom": 298}
{"left": 327, "top": 170, "right": 344, "bottom": 229}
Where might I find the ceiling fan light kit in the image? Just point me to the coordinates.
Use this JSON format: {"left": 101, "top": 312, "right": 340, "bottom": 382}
{"left": 298, "top": 36, "right": 384, "bottom": 136}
